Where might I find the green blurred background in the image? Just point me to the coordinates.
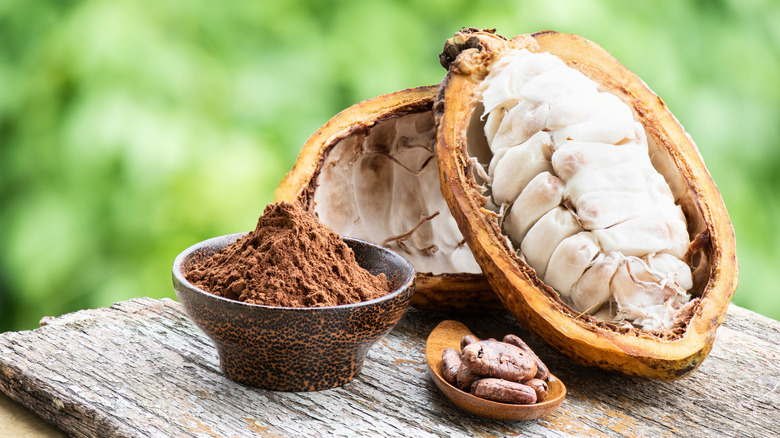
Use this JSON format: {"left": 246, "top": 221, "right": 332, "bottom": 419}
{"left": 1, "top": 0, "right": 778, "bottom": 332}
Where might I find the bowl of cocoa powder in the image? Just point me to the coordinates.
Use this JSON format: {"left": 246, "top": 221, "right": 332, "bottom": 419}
{"left": 172, "top": 201, "right": 415, "bottom": 391}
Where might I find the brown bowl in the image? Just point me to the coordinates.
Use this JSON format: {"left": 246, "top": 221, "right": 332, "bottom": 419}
{"left": 172, "top": 233, "right": 415, "bottom": 391}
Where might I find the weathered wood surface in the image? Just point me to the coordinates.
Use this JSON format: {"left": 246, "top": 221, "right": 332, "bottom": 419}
{"left": 0, "top": 298, "right": 778, "bottom": 437}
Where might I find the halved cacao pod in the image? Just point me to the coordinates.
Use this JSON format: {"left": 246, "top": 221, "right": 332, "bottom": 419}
{"left": 435, "top": 29, "right": 738, "bottom": 379}
{"left": 274, "top": 85, "right": 502, "bottom": 311}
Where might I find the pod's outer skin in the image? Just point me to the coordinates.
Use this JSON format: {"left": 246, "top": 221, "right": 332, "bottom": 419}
{"left": 274, "top": 86, "right": 501, "bottom": 312}
{"left": 435, "top": 29, "right": 738, "bottom": 380}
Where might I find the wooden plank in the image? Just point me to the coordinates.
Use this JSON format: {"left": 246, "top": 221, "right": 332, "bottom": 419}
{"left": 0, "top": 298, "right": 778, "bottom": 437}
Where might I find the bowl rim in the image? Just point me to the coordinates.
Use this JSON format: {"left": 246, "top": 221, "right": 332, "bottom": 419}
{"left": 172, "top": 232, "right": 416, "bottom": 311}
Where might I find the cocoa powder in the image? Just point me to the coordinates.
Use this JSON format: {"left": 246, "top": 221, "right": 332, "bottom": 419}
{"left": 185, "top": 201, "right": 390, "bottom": 307}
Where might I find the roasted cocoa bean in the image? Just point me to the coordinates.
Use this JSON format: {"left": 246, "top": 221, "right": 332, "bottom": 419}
{"left": 460, "top": 334, "right": 479, "bottom": 350}
{"left": 441, "top": 348, "right": 462, "bottom": 385}
{"left": 502, "top": 334, "right": 550, "bottom": 381}
{"left": 456, "top": 363, "right": 479, "bottom": 391}
{"left": 524, "top": 378, "right": 548, "bottom": 402}
{"left": 461, "top": 340, "right": 537, "bottom": 382}
{"left": 470, "top": 378, "right": 538, "bottom": 404}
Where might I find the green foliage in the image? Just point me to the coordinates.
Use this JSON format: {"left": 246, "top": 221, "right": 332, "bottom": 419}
{"left": 1, "top": 0, "right": 778, "bottom": 331}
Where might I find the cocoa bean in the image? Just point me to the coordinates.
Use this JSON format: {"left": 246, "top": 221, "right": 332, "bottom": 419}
{"left": 441, "top": 348, "right": 461, "bottom": 385}
{"left": 456, "top": 363, "right": 479, "bottom": 391}
{"left": 524, "top": 378, "right": 548, "bottom": 402}
{"left": 470, "top": 378, "right": 537, "bottom": 404}
{"left": 460, "top": 334, "right": 479, "bottom": 350}
{"left": 461, "top": 340, "right": 537, "bottom": 382}
{"left": 502, "top": 334, "right": 550, "bottom": 381}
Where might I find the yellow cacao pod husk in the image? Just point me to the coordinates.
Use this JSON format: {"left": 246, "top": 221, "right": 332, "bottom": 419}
{"left": 435, "top": 29, "right": 738, "bottom": 380}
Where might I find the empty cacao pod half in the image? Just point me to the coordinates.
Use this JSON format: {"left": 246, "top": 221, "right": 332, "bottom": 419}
{"left": 435, "top": 29, "right": 738, "bottom": 379}
{"left": 274, "top": 86, "right": 501, "bottom": 311}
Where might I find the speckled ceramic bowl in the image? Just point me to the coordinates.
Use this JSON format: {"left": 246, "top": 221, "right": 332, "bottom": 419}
{"left": 172, "top": 233, "right": 415, "bottom": 392}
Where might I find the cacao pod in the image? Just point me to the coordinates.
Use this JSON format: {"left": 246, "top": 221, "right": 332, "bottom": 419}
{"left": 435, "top": 29, "right": 738, "bottom": 379}
{"left": 274, "top": 86, "right": 501, "bottom": 311}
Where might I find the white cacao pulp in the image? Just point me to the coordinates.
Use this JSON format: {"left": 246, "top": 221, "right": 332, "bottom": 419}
{"left": 478, "top": 49, "right": 693, "bottom": 330}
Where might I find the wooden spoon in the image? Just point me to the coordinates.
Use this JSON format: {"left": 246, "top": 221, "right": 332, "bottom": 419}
{"left": 426, "top": 320, "right": 566, "bottom": 420}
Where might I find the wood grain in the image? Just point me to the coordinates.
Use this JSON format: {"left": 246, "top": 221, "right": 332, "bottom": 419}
{"left": 0, "top": 298, "right": 777, "bottom": 437}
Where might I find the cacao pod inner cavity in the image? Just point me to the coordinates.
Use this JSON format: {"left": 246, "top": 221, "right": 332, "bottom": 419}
{"left": 310, "top": 109, "right": 482, "bottom": 276}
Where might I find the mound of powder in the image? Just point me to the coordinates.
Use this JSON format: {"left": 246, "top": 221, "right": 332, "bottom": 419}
{"left": 185, "top": 201, "right": 391, "bottom": 307}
